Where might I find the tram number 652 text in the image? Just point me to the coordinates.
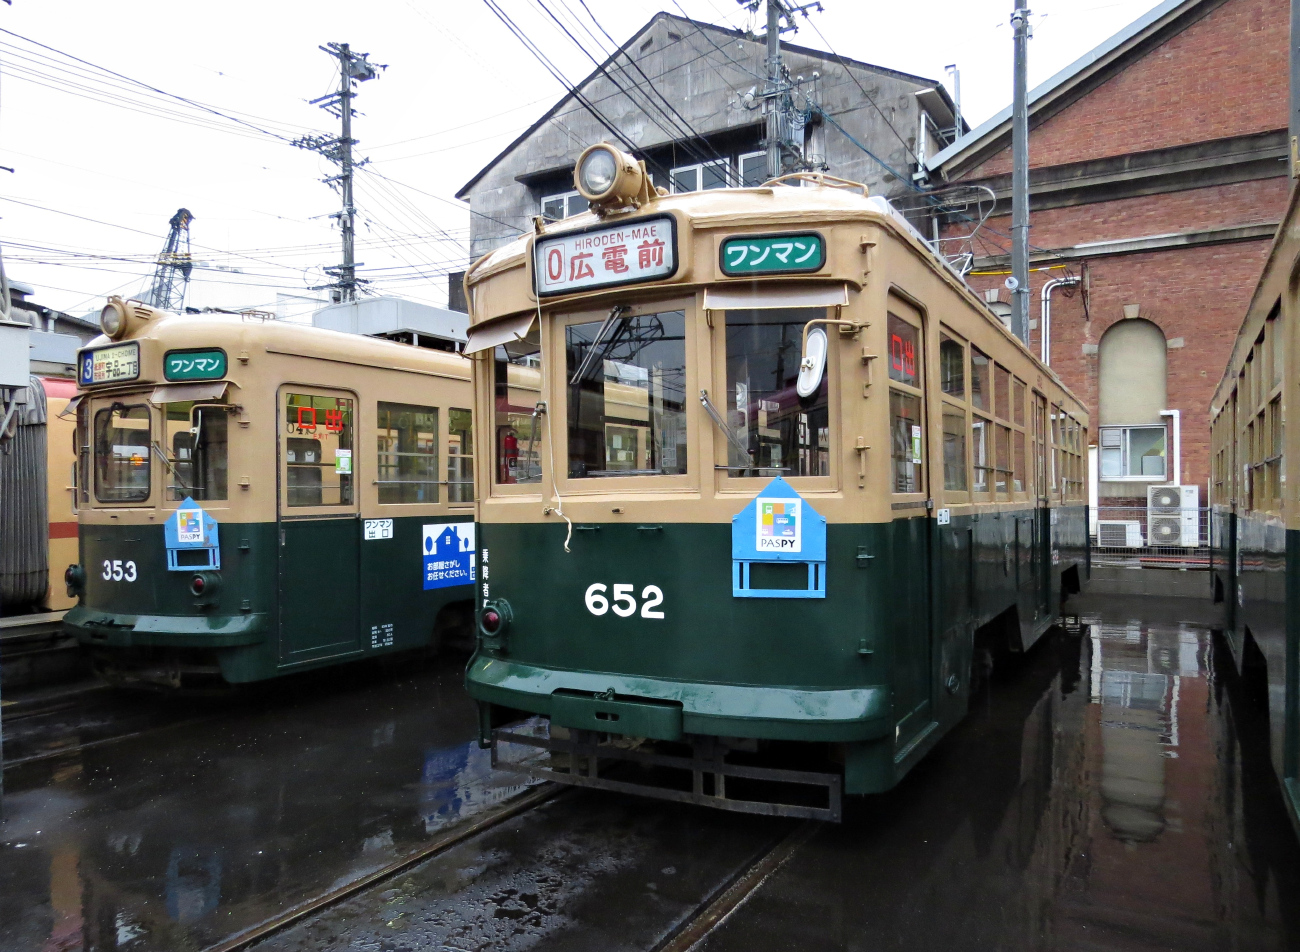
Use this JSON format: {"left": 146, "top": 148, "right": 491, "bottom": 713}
{"left": 102, "top": 560, "right": 137, "bottom": 582}
{"left": 584, "top": 583, "right": 665, "bottom": 619}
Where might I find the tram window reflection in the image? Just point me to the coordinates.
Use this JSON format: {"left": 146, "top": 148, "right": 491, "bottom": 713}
{"left": 448, "top": 407, "right": 474, "bottom": 503}
{"left": 725, "top": 307, "right": 829, "bottom": 477}
{"left": 94, "top": 404, "right": 150, "bottom": 503}
{"left": 164, "top": 402, "right": 228, "bottom": 502}
{"left": 378, "top": 402, "right": 439, "bottom": 504}
{"left": 971, "top": 347, "right": 990, "bottom": 411}
{"left": 943, "top": 408, "right": 968, "bottom": 491}
{"left": 939, "top": 332, "right": 964, "bottom": 398}
{"left": 995, "top": 424, "right": 1012, "bottom": 494}
{"left": 972, "top": 417, "right": 990, "bottom": 493}
{"left": 285, "top": 393, "right": 354, "bottom": 507}
{"left": 494, "top": 341, "right": 543, "bottom": 484}
{"left": 565, "top": 310, "right": 687, "bottom": 478}
{"left": 890, "top": 390, "right": 923, "bottom": 493}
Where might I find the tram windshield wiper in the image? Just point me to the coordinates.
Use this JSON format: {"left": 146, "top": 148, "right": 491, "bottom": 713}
{"left": 568, "top": 305, "right": 628, "bottom": 386}
{"left": 150, "top": 441, "right": 192, "bottom": 493}
{"left": 699, "top": 389, "right": 753, "bottom": 463}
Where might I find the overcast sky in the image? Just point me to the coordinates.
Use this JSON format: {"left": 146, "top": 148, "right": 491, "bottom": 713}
{"left": 0, "top": 0, "right": 1162, "bottom": 319}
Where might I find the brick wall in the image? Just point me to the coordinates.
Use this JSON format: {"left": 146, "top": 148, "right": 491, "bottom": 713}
{"left": 969, "top": 0, "right": 1288, "bottom": 178}
{"left": 961, "top": 237, "right": 1274, "bottom": 496}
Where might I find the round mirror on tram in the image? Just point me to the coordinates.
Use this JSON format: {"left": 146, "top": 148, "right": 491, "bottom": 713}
{"left": 796, "top": 326, "right": 828, "bottom": 398}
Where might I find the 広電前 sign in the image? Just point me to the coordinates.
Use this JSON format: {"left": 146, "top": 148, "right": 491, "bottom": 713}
{"left": 164, "top": 349, "right": 227, "bottom": 381}
{"left": 719, "top": 233, "right": 824, "bottom": 276}
{"left": 534, "top": 215, "right": 676, "bottom": 296}
{"left": 79, "top": 342, "right": 140, "bottom": 386}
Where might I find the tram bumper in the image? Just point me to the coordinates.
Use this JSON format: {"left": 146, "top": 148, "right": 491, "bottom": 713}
{"left": 466, "top": 655, "right": 890, "bottom": 743}
{"left": 64, "top": 606, "right": 268, "bottom": 648}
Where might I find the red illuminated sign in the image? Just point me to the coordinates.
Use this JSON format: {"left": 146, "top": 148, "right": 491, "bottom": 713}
{"left": 890, "top": 333, "right": 916, "bottom": 381}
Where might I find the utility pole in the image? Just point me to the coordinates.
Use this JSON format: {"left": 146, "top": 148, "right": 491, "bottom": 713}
{"left": 294, "top": 43, "right": 385, "bottom": 304}
{"left": 741, "top": 0, "right": 823, "bottom": 179}
{"left": 1291, "top": 0, "right": 1300, "bottom": 176}
{"left": 1010, "top": 0, "right": 1031, "bottom": 346}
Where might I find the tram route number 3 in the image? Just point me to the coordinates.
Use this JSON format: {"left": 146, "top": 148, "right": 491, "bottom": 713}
{"left": 584, "top": 583, "right": 665, "bottom": 619}
{"left": 102, "top": 559, "right": 137, "bottom": 582}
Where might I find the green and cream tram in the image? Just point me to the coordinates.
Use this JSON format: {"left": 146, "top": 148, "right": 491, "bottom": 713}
{"left": 463, "top": 145, "right": 1089, "bottom": 820}
{"left": 1210, "top": 181, "right": 1300, "bottom": 838}
{"left": 63, "top": 299, "right": 477, "bottom": 687}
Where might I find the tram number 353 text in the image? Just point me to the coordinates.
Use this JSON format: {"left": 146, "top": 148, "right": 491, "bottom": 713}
{"left": 102, "top": 560, "right": 138, "bottom": 582}
{"left": 584, "top": 583, "right": 665, "bottom": 619}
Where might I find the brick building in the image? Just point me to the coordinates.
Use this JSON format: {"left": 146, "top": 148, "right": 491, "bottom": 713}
{"left": 925, "top": 0, "right": 1290, "bottom": 510}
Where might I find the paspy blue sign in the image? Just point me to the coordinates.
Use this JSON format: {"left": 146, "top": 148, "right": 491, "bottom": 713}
{"left": 422, "top": 522, "right": 476, "bottom": 590}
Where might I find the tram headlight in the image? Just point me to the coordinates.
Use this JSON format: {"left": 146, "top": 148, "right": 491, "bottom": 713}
{"left": 100, "top": 299, "right": 127, "bottom": 339}
{"left": 64, "top": 563, "right": 85, "bottom": 598}
{"left": 574, "top": 144, "right": 656, "bottom": 213}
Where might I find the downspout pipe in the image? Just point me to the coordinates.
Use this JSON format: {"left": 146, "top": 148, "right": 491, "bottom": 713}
{"left": 1160, "top": 408, "right": 1181, "bottom": 485}
{"left": 1039, "top": 275, "right": 1080, "bottom": 365}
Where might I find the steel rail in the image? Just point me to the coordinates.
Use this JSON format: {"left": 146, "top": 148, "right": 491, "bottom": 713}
{"left": 652, "top": 819, "right": 819, "bottom": 952}
{"left": 200, "top": 783, "right": 562, "bottom": 952}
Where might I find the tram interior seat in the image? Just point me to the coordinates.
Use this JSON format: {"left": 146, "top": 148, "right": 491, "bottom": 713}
{"left": 286, "top": 437, "right": 323, "bottom": 507}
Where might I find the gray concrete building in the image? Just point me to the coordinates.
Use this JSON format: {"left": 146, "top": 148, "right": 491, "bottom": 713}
{"left": 455, "top": 12, "right": 964, "bottom": 265}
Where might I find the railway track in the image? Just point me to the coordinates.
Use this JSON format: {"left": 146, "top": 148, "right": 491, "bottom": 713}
{"left": 0, "top": 610, "right": 89, "bottom": 693}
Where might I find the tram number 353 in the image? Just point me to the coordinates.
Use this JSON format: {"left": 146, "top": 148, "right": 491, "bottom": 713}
{"left": 584, "top": 583, "right": 665, "bottom": 619}
{"left": 102, "top": 559, "right": 138, "bottom": 582}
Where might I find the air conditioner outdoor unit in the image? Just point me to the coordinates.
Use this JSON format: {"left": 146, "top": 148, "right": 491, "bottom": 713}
{"left": 1147, "top": 484, "right": 1199, "bottom": 547}
{"left": 1098, "top": 520, "right": 1144, "bottom": 548}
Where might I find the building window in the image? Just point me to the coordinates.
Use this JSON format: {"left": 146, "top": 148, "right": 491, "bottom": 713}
{"left": 1099, "top": 424, "right": 1166, "bottom": 479}
{"left": 739, "top": 151, "right": 767, "bottom": 186}
{"left": 671, "top": 160, "right": 730, "bottom": 193}
{"left": 541, "top": 190, "right": 587, "bottom": 221}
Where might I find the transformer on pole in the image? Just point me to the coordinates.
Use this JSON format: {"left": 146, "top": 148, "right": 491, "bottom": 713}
{"left": 144, "top": 208, "right": 194, "bottom": 312}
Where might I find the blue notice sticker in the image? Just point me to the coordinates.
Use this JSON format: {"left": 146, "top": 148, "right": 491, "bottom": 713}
{"left": 423, "top": 522, "right": 476, "bottom": 590}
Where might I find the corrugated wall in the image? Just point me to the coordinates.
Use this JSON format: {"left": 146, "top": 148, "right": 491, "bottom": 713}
{"left": 0, "top": 377, "right": 49, "bottom": 612}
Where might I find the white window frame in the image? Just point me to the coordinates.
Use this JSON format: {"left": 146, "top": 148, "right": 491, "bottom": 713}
{"left": 540, "top": 190, "right": 586, "bottom": 222}
{"left": 738, "top": 151, "right": 767, "bottom": 187}
{"left": 670, "top": 159, "right": 732, "bottom": 193}
{"left": 1098, "top": 424, "right": 1167, "bottom": 481}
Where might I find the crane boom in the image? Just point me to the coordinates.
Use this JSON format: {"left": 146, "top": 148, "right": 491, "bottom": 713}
{"left": 145, "top": 208, "right": 194, "bottom": 311}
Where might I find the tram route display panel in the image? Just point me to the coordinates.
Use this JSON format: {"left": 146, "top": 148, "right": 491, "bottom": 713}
{"left": 79, "top": 342, "right": 139, "bottom": 386}
{"left": 534, "top": 215, "right": 677, "bottom": 296}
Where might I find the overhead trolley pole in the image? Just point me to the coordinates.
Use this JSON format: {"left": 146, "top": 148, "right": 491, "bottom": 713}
{"left": 295, "top": 43, "right": 385, "bottom": 304}
{"left": 1010, "top": 0, "right": 1032, "bottom": 346}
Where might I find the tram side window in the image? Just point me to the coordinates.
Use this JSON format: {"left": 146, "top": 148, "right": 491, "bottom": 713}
{"left": 448, "top": 407, "right": 474, "bottom": 503}
{"left": 942, "top": 408, "right": 967, "bottom": 491}
{"left": 94, "top": 404, "right": 150, "bottom": 503}
{"left": 726, "top": 307, "right": 830, "bottom": 477}
{"left": 377, "top": 402, "right": 439, "bottom": 504}
{"left": 971, "top": 347, "right": 990, "bottom": 411}
{"left": 972, "top": 417, "right": 990, "bottom": 493}
{"left": 164, "top": 402, "right": 228, "bottom": 501}
{"left": 568, "top": 310, "right": 688, "bottom": 478}
{"left": 995, "top": 424, "right": 1011, "bottom": 495}
{"left": 285, "top": 393, "right": 354, "bottom": 507}
{"left": 890, "top": 391, "right": 923, "bottom": 493}
{"left": 939, "top": 333, "right": 965, "bottom": 398}
{"left": 495, "top": 341, "right": 543, "bottom": 485}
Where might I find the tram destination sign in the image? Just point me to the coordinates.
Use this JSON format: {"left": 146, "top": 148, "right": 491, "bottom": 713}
{"left": 719, "top": 232, "right": 825, "bottom": 276}
{"left": 79, "top": 342, "right": 140, "bottom": 386}
{"left": 164, "top": 349, "right": 226, "bottom": 381}
{"left": 534, "top": 214, "right": 677, "bottom": 297}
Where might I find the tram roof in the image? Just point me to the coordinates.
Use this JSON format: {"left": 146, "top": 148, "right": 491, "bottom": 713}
{"left": 84, "top": 310, "right": 471, "bottom": 379}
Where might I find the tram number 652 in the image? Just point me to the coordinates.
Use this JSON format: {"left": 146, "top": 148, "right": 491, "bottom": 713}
{"left": 584, "top": 583, "right": 665, "bottom": 619}
{"left": 102, "top": 559, "right": 137, "bottom": 582}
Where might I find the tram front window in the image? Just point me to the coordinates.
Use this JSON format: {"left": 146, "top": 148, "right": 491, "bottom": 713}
{"left": 565, "top": 309, "right": 687, "bottom": 478}
{"left": 725, "top": 307, "right": 830, "bottom": 477}
{"left": 164, "top": 402, "right": 228, "bottom": 502}
{"left": 94, "top": 404, "right": 151, "bottom": 503}
{"left": 495, "top": 341, "right": 543, "bottom": 484}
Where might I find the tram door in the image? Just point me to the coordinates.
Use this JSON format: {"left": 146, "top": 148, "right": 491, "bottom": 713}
{"left": 276, "top": 387, "right": 361, "bottom": 663}
{"left": 885, "top": 299, "right": 932, "bottom": 749}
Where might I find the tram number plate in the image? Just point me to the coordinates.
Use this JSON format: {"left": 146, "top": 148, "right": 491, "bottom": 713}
{"left": 584, "top": 583, "right": 665, "bottom": 619}
{"left": 363, "top": 519, "right": 394, "bottom": 540}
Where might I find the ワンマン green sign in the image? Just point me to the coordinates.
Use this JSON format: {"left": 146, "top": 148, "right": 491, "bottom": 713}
{"left": 719, "top": 233, "right": 824, "bottom": 275}
{"left": 163, "top": 349, "right": 227, "bottom": 381}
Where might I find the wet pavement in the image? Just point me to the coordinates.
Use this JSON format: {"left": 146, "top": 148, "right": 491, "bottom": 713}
{"left": 3, "top": 598, "right": 1299, "bottom": 952}
{"left": 0, "top": 653, "right": 537, "bottom": 951}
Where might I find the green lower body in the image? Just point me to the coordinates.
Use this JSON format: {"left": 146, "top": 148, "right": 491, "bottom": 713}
{"left": 65, "top": 516, "right": 473, "bottom": 685}
{"left": 467, "top": 506, "right": 1087, "bottom": 796}
{"left": 1210, "top": 509, "right": 1300, "bottom": 840}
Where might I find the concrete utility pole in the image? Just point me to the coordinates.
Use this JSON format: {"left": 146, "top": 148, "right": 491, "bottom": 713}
{"left": 765, "top": 0, "right": 782, "bottom": 178}
{"left": 1291, "top": 0, "right": 1300, "bottom": 176}
{"left": 1010, "top": 0, "right": 1031, "bottom": 346}
{"left": 295, "top": 43, "right": 385, "bottom": 303}
{"left": 742, "top": 0, "right": 823, "bottom": 179}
